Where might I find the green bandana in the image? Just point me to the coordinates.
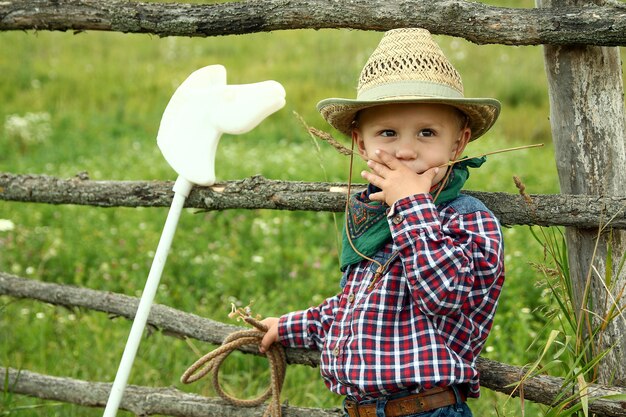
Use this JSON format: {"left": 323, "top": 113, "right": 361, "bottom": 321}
{"left": 340, "top": 157, "right": 485, "bottom": 271}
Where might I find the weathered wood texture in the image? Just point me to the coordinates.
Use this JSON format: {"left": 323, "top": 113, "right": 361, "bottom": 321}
{"left": 2, "top": 366, "right": 626, "bottom": 417}
{"left": 3, "top": 273, "right": 626, "bottom": 415}
{"left": 0, "top": 271, "right": 320, "bottom": 367}
{"left": 0, "top": 367, "right": 342, "bottom": 417}
{"left": 1, "top": 0, "right": 626, "bottom": 46}
{"left": 539, "top": 0, "right": 626, "bottom": 388}
{"left": 3, "top": 173, "right": 626, "bottom": 229}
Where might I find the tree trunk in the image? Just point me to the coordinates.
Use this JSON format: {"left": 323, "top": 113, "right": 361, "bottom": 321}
{"left": 537, "top": 0, "right": 626, "bottom": 388}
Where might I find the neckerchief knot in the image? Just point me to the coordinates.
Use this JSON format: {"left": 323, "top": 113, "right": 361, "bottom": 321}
{"left": 340, "top": 156, "right": 485, "bottom": 271}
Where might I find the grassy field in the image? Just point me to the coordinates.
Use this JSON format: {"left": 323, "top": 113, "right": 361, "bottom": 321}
{"left": 0, "top": 0, "right": 598, "bottom": 415}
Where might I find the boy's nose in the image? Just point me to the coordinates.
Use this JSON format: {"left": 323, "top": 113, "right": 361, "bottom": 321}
{"left": 395, "top": 147, "right": 417, "bottom": 160}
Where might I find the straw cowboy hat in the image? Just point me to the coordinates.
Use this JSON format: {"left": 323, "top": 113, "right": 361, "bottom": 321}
{"left": 317, "top": 28, "right": 501, "bottom": 141}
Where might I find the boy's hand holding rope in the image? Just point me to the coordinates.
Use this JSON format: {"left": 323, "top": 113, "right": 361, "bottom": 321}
{"left": 180, "top": 305, "right": 287, "bottom": 417}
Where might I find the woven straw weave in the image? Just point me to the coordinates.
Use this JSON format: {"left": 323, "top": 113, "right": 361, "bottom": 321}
{"left": 317, "top": 28, "right": 501, "bottom": 141}
{"left": 359, "top": 28, "right": 463, "bottom": 96}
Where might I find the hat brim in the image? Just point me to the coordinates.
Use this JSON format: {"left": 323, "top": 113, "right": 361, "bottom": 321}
{"left": 317, "top": 96, "right": 501, "bottom": 141}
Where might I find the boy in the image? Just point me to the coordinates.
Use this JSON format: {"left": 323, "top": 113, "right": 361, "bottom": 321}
{"left": 260, "top": 28, "right": 504, "bottom": 417}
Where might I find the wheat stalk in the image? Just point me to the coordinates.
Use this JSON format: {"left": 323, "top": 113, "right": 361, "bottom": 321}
{"left": 296, "top": 112, "right": 544, "bottom": 164}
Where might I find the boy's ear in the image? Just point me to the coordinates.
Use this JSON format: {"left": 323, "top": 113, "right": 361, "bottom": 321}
{"left": 352, "top": 129, "right": 368, "bottom": 160}
{"left": 452, "top": 128, "right": 471, "bottom": 160}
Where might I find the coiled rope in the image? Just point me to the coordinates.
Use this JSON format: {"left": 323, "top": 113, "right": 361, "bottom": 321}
{"left": 180, "top": 309, "right": 286, "bottom": 417}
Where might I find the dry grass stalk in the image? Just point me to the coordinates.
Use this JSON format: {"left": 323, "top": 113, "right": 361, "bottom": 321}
{"left": 514, "top": 175, "right": 538, "bottom": 227}
{"left": 514, "top": 175, "right": 534, "bottom": 206}
{"left": 308, "top": 127, "right": 353, "bottom": 156}
{"left": 293, "top": 111, "right": 353, "bottom": 156}
{"left": 442, "top": 144, "right": 545, "bottom": 168}
{"left": 295, "top": 111, "right": 544, "bottom": 163}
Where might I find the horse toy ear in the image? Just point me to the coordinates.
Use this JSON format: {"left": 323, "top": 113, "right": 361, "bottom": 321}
{"left": 156, "top": 64, "right": 286, "bottom": 186}
{"left": 104, "top": 66, "right": 285, "bottom": 417}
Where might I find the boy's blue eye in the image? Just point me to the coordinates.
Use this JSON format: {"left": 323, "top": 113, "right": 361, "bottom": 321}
{"left": 419, "top": 129, "right": 436, "bottom": 137}
{"left": 380, "top": 129, "right": 396, "bottom": 137}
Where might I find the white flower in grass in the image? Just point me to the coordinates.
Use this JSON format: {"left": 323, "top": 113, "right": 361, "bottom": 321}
{"left": 0, "top": 219, "right": 15, "bottom": 232}
{"left": 4, "top": 112, "right": 52, "bottom": 146}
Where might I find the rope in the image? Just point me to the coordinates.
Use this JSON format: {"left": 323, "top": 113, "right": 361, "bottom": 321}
{"left": 180, "top": 312, "right": 287, "bottom": 417}
{"left": 344, "top": 138, "right": 382, "bottom": 269}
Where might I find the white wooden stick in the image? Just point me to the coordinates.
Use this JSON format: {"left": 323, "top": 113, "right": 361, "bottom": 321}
{"left": 103, "top": 177, "right": 192, "bottom": 417}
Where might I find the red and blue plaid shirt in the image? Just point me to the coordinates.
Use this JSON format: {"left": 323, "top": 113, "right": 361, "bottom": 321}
{"left": 277, "top": 193, "right": 504, "bottom": 400}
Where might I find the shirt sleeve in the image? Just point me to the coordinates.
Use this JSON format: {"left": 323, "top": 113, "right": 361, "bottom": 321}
{"left": 389, "top": 193, "right": 503, "bottom": 316}
{"left": 276, "top": 293, "right": 340, "bottom": 350}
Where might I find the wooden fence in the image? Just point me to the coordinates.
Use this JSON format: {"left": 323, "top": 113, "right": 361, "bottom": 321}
{"left": 2, "top": 0, "right": 626, "bottom": 416}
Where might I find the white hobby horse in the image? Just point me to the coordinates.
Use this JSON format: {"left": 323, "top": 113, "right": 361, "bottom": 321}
{"left": 157, "top": 64, "right": 286, "bottom": 186}
{"left": 104, "top": 65, "right": 286, "bottom": 416}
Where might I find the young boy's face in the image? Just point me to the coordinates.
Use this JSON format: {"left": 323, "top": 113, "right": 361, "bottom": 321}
{"left": 353, "top": 103, "right": 471, "bottom": 187}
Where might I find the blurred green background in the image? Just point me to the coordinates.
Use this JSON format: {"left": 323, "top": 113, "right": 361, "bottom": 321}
{"left": 2, "top": 0, "right": 620, "bottom": 415}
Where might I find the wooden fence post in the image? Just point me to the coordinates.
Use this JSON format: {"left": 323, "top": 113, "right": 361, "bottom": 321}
{"left": 537, "top": 0, "right": 626, "bottom": 388}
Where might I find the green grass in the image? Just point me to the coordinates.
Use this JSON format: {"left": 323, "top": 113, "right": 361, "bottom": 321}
{"left": 0, "top": 0, "right": 601, "bottom": 414}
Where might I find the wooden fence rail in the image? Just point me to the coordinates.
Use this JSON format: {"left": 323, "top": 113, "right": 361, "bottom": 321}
{"left": 1, "top": 0, "right": 626, "bottom": 46}
{"left": 1, "top": 367, "right": 343, "bottom": 417}
{"left": 3, "top": 272, "right": 626, "bottom": 416}
{"left": 3, "top": 173, "right": 626, "bottom": 229}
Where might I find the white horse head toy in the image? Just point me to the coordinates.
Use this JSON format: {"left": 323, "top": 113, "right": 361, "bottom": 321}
{"left": 104, "top": 65, "right": 285, "bottom": 417}
{"left": 156, "top": 64, "right": 286, "bottom": 186}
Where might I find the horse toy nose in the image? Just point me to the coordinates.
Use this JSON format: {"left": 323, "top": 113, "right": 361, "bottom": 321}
{"left": 104, "top": 65, "right": 285, "bottom": 416}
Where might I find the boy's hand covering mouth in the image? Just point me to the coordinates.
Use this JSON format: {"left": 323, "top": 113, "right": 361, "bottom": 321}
{"left": 362, "top": 149, "right": 440, "bottom": 207}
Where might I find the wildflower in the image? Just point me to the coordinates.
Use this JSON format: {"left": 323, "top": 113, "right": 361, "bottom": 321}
{"left": 0, "top": 219, "right": 15, "bottom": 232}
{"left": 252, "top": 218, "right": 272, "bottom": 235}
{"left": 4, "top": 112, "right": 52, "bottom": 146}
